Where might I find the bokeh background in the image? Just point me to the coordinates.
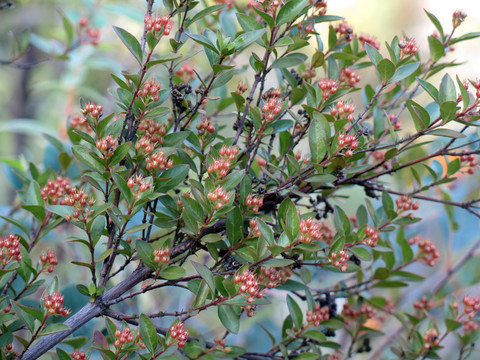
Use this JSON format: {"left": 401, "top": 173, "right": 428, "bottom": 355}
{"left": 1, "top": 0, "right": 480, "bottom": 358}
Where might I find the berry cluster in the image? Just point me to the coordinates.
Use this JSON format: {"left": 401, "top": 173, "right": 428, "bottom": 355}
{"left": 248, "top": 218, "right": 261, "bottom": 237}
{"left": 96, "top": 135, "right": 117, "bottom": 156}
{"left": 257, "top": 266, "right": 292, "bottom": 288}
{"left": 41, "top": 176, "right": 72, "bottom": 205}
{"left": 343, "top": 303, "right": 376, "bottom": 320}
{"left": 330, "top": 101, "right": 355, "bottom": 121}
{"left": 145, "top": 150, "right": 173, "bottom": 171}
{"left": 236, "top": 81, "right": 248, "bottom": 95}
{"left": 138, "top": 118, "right": 167, "bottom": 145}
{"left": 40, "top": 249, "right": 58, "bottom": 273}
{"left": 196, "top": 118, "right": 215, "bottom": 135}
{"left": 207, "top": 186, "right": 231, "bottom": 209}
{"left": 359, "top": 33, "right": 380, "bottom": 50}
{"left": 208, "top": 159, "right": 231, "bottom": 179}
{"left": 301, "top": 67, "right": 316, "bottom": 79}
{"left": 298, "top": 218, "right": 325, "bottom": 243}
{"left": 408, "top": 235, "right": 440, "bottom": 267}
{"left": 64, "top": 187, "right": 95, "bottom": 222}
{"left": 127, "top": 175, "right": 152, "bottom": 194}
{"left": 261, "top": 95, "right": 282, "bottom": 122}
{"left": 389, "top": 113, "right": 402, "bottom": 130}
{"left": 233, "top": 269, "right": 265, "bottom": 312}
{"left": 138, "top": 80, "right": 161, "bottom": 102}
{"left": 329, "top": 249, "right": 350, "bottom": 272}
{"left": 3, "top": 344, "right": 17, "bottom": 357}
{"left": 169, "top": 321, "right": 189, "bottom": 348}
{"left": 245, "top": 194, "right": 263, "bottom": 213}
{"left": 297, "top": 23, "right": 313, "bottom": 38}
{"left": 413, "top": 296, "right": 433, "bottom": 311}
{"left": 422, "top": 328, "right": 440, "bottom": 349}
{"left": 176, "top": 63, "right": 196, "bottom": 82}
{"left": 463, "top": 295, "right": 480, "bottom": 314}
{"left": 135, "top": 135, "right": 156, "bottom": 153}
{"left": 460, "top": 151, "right": 478, "bottom": 174}
{"left": 70, "top": 114, "right": 91, "bottom": 132}
{"left": 114, "top": 326, "right": 134, "bottom": 349}
{"left": 337, "top": 132, "right": 359, "bottom": 157}
{"left": 395, "top": 195, "right": 419, "bottom": 211}
{"left": 306, "top": 303, "right": 330, "bottom": 326}
{"left": 81, "top": 102, "right": 103, "bottom": 118}
{"left": 71, "top": 350, "right": 86, "bottom": 360}
{"left": 334, "top": 21, "right": 353, "bottom": 41}
{"left": 339, "top": 67, "right": 361, "bottom": 87}
{"left": 0, "top": 234, "right": 23, "bottom": 269}
{"left": 363, "top": 225, "right": 380, "bottom": 248}
{"left": 43, "top": 291, "right": 71, "bottom": 317}
{"left": 318, "top": 78, "right": 338, "bottom": 99}
{"left": 213, "top": 336, "right": 227, "bottom": 348}
{"left": 144, "top": 14, "right": 173, "bottom": 36}
{"left": 399, "top": 38, "right": 418, "bottom": 56}
{"left": 153, "top": 247, "right": 170, "bottom": 265}
{"left": 79, "top": 17, "right": 100, "bottom": 46}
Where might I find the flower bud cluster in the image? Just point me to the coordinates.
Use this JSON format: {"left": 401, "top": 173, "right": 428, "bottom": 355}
{"left": 299, "top": 218, "right": 325, "bottom": 243}
{"left": 249, "top": 218, "right": 261, "bottom": 237}
{"left": 70, "top": 115, "right": 91, "bottom": 132}
{"left": 396, "top": 195, "right": 419, "bottom": 211}
{"left": 169, "top": 321, "right": 188, "bottom": 348}
{"left": 44, "top": 291, "right": 70, "bottom": 317}
{"left": 414, "top": 296, "right": 433, "bottom": 311}
{"left": 82, "top": 102, "right": 103, "bottom": 118}
{"left": 153, "top": 247, "right": 170, "bottom": 265}
{"left": 135, "top": 135, "right": 156, "bottom": 153}
{"left": 460, "top": 151, "right": 478, "bottom": 174}
{"left": 339, "top": 67, "right": 361, "bottom": 87}
{"left": 399, "top": 38, "right": 418, "bottom": 56}
{"left": 389, "top": 113, "right": 402, "bottom": 130}
{"left": 408, "top": 235, "right": 440, "bottom": 266}
{"left": 343, "top": 303, "right": 376, "bottom": 320}
{"left": 452, "top": 9, "right": 467, "bottom": 28}
{"left": 138, "top": 80, "right": 161, "bottom": 102}
{"left": 64, "top": 187, "right": 95, "bottom": 221}
{"left": 71, "top": 350, "right": 86, "bottom": 360}
{"left": 40, "top": 249, "right": 58, "bottom": 273}
{"left": 78, "top": 18, "right": 100, "bottom": 46}
{"left": 41, "top": 176, "right": 72, "bottom": 205}
{"left": 261, "top": 96, "right": 282, "bottom": 122}
{"left": 337, "top": 132, "right": 359, "bottom": 157}
{"left": 144, "top": 14, "right": 173, "bottom": 36}
{"left": 359, "top": 34, "right": 380, "bottom": 50}
{"left": 196, "top": 118, "right": 215, "bottom": 135}
{"left": 334, "top": 21, "right": 353, "bottom": 41}
{"left": 176, "top": 63, "right": 196, "bottom": 82}
{"left": 363, "top": 225, "right": 380, "bottom": 247}
{"left": 127, "top": 175, "right": 151, "bottom": 194}
{"left": 318, "top": 78, "right": 338, "bottom": 99}
{"left": 236, "top": 81, "right": 248, "bottom": 95}
{"left": 422, "top": 328, "right": 440, "bottom": 349}
{"left": 307, "top": 303, "right": 330, "bottom": 326}
{"left": 207, "top": 186, "right": 231, "bottom": 209}
{"left": 301, "top": 67, "right": 316, "bottom": 79}
{"left": 258, "top": 266, "right": 292, "bottom": 288}
{"left": 96, "top": 135, "right": 117, "bottom": 155}
{"left": 138, "top": 118, "right": 167, "bottom": 146}
{"left": 330, "top": 101, "right": 355, "bottom": 121}
{"left": 246, "top": 194, "right": 263, "bottom": 213}
{"left": 463, "top": 295, "right": 480, "bottom": 315}
{"left": 145, "top": 150, "right": 173, "bottom": 171}
{"left": 295, "top": 151, "right": 310, "bottom": 165}
{"left": 233, "top": 269, "right": 265, "bottom": 307}
{"left": 310, "top": 0, "right": 327, "bottom": 15}
{"left": 329, "top": 249, "right": 350, "bottom": 272}
{"left": 0, "top": 234, "right": 23, "bottom": 269}
{"left": 4, "top": 343, "right": 17, "bottom": 357}
{"left": 208, "top": 146, "right": 239, "bottom": 179}
{"left": 114, "top": 326, "right": 134, "bottom": 348}
{"left": 472, "top": 80, "right": 480, "bottom": 99}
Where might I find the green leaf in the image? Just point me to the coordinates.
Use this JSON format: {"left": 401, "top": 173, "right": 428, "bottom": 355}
{"left": 56, "top": 348, "right": 72, "bottom": 360}
{"left": 40, "top": 323, "right": 70, "bottom": 336}
{"left": 11, "top": 301, "right": 37, "bottom": 333}
{"left": 390, "top": 62, "right": 419, "bottom": 83}
{"left": 309, "top": 115, "right": 328, "bottom": 163}
{"left": 113, "top": 26, "right": 143, "bottom": 64}
{"left": 72, "top": 145, "right": 104, "bottom": 173}
{"left": 365, "top": 42, "right": 382, "bottom": 66}
{"left": 218, "top": 305, "right": 239, "bottom": 334}
{"left": 424, "top": 10, "right": 444, "bottom": 39}
{"left": 439, "top": 101, "right": 459, "bottom": 122}
{"left": 350, "top": 246, "right": 371, "bottom": 261}
{"left": 89, "top": 216, "right": 106, "bottom": 246}
{"left": 191, "top": 261, "right": 215, "bottom": 293}
{"left": 185, "top": 33, "right": 219, "bottom": 54}
{"left": 234, "top": 29, "right": 266, "bottom": 52}
{"left": 439, "top": 74, "right": 456, "bottom": 103}
{"left": 311, "top": 51, "right": 324, "bottom": 68}
{"left": 181, "top": 197, "right": 204, "bottom": 223}
{"left": 376, "top": 59, "right": 395, "bottom": 83}
{"left": 188, "top": 4, "right": 226, "bottom": 25}
{"left": 155, "top": 165, "right": 189, "bottom": 193}
{"left": 140, "top": 313, "right": 159, "bottom": 355}
{"left": 406, "top": 100, "right": 430, "bottom": 131}
{"left": 278, "top": 198, "right": 299, "bottom": 241}
{"left": 111, "top": 171, "right": 133, "bottom": 204}
{"left": 226, "top": 206, "right": 243, "bottom": 245}
{"left": 286, "top": 295, "right": 303, "bottom": 329}
{"left": 159, "top": 265, "right": 186, "bottom": 280}
{"left": 456, "top": 75, "right": 470, "bottom": 110}
{"left": 109, "top": 143, "right": 130, "bottom": 166}
{"left": 445, "top": 318, "right": 462, "bottom": 332}
{"left": 428, "top": 129, "right": 466, "bottom": 138}
{"left": 271, "top": 53, "right": 308, "bottom": 69}
{"left": 333, "top": 205, "right": 350, "bottom": 236}
{"left": 276, "top": 0, "right": 308, "bottom": 26}
{"left": 135, "top": 239, "right": 156, "bottom": 270}
{"left": 211, "top": 69, "right": 235, "bottom": 89}
{"left": 146, "top": 53, "right": 183, "bottom": 69}
{"left": 416, "top": 77, "right": 439, "bottom": 102}
{"left": 427, "top": 35, "right": 445, "bottom": 62}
